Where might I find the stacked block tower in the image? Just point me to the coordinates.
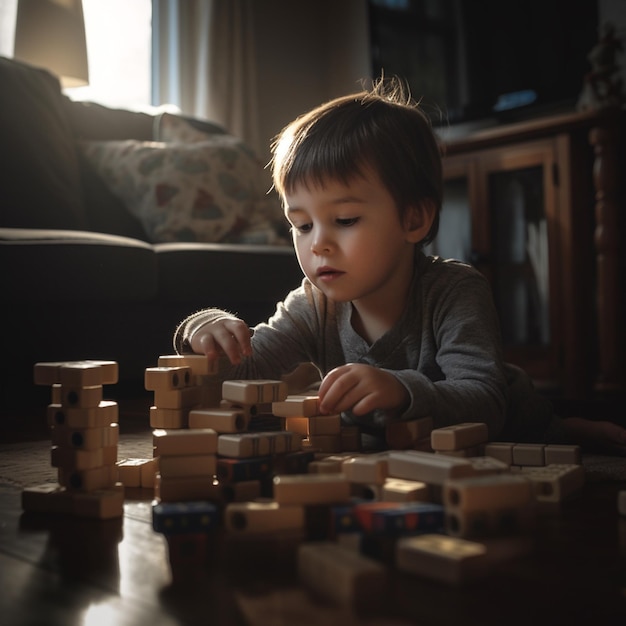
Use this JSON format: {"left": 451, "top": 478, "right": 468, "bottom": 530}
{"left": 22, "top": 360, "right": 124, "bottom": 519}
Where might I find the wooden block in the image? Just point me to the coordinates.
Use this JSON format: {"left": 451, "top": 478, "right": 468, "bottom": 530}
{"left": 521, "top": 464, "right": 585, "bottom": 502}
{"left": 155, "top": 474, "right": 222, "bottom": 503}
{"left": 197, "top": 378, "right": 223, "bottom": 407}
{"left": 272, "top": 395, "right": 321, "bottom": 417}
{"left": 152, "top": 500, "right": 220, "bottom": 534}
{"left": 544, "top": 444, "right": 582, "bottom": 465}
{"left": 158, "top": 354, "right": 218, "bottom": 376}
{"left": 466, "top": 455, "right": 510, "bottom": 475}
{"left": 50, "top": 423, "right": 118, "bottom": 450}
{"left": 153, "top": 386, "right": 203, "bottom": 409}
{"left": 222, "top": 379, "right": 288, "bottom": 405}
{"left": 482, "top": 442, "right": 514, "bottom": 465}
{"left": 340, "top": 426, "right": 362, "bottom": 452}
{"left": 82, "top": 360, "right": 119, "bottom": 384}
{"left": 153, "top": 428, "right": 218, "bottom": 457}
{"left": 140, "top": 457, "right": 159, "bottom": 488}
{"left": 216, "top": 456, "right": 273, "bottom": 482}
{"left": 224, "top": 501, "right": 305, "bottom": 533}
{"left": 307, "top": 415, "right": 342, "bottom": 436}
{"left": 34, "top": 360, "right": 118, "bottom": 386}
{"left": 59, "top": 385, "right": 103, "bottom": 409}
{"left": 51, "top": 446, "right": 104, "bottom": 471}
{"left": 21, "top": 483, "right": 73, "bottom": 514}
{"left": 306, "top": 434, "right": 342, "bottom": 453}
{"left": 51, "top": 384, "right": 62, "bottom": 404}
{"left": 444, "top": 474, "right": 533, "bottom": 511}
{"left": 149, "top": 406, "right": 188, "bottom": 429}
{"left": 284, "top": 417, "right": 309, "bottom": 436}
{"left": 273, "top": 473, "right": 351, "bottom": 505}
{"left": 297, "top": 541, "right": 387, "bottom": 611}
{"left": 385, "top": 417, "right": 433, "bottom": 449}
{"left": 387, "top": 450, "right": 475, "bottom": 486}
{"left": 382, "top": 478, "right": 431, "bottom": 502}
{"left": 431, "top": 423, "right": 489, "bottom": 451}
{"left": 435, "top": 445, "right": 483, "bottom": 458}
{"left": 58, "top": 464, "right": 118, "bottom": 492}
{"left": 70, "top": 484, "right": 124, "bottom": 519}
{"left": 272, "top": 449, "right": 315, "bottom": 475}
{"left": 285, "top": 415, "right": 342, "bottom": 436}
{"left": 445, "top": 504, "right": 536, "bottom": 539}
{"left": 144, "top": 366, "right": 192, "bottom": 391}
{"left": 308, "top": 460, "right": 345, "bottom": 474}
{"left": 220, "top": 480, "right": 262, "bottom": 503}
{"left": 271, "top": 431, "right": 303, "bottom": 454}
{"left": 46, "top": 400, "right": 118, "bottom": 429}
{"left": 188, "top": 408, "right": 249, "bottom": 433}
{"left": 116, "top": 458, "right": 148, "bottom": 488}
{"left": 342, "top": 454, "right": 389, "bottom": 485}
{"left": 102, "top": 445, "right": 118, "bottom": 466}
{"left": 396, "top": 534, "right": 488, "bottom": 585}
{"left": 219, "top": 400, "right": 271, "bottom": 419}
{"left": 217, "top": 433, "right": 272, "bottom": 458}
{"left": 158, "top": 453, "right": 217, "bottom": 479}
{"left": 512, "top": 443, "right": 545, "bottom": 466}
{"left": 398, "top": 534, "right": 532, "bottom": 585}
{"left": 353, "top": 501, "right": 444, "bottom": 534}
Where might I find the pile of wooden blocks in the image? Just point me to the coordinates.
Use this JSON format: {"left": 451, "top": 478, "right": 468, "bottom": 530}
{"left": 136, "top": 355, "right": 585, "bottom": 606}
{"left": 22, "top": 360, "right": 124, "bottom": 519}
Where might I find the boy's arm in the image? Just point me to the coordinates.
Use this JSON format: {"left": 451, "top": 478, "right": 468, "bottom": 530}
{"left": 172, "top": 280, "right": 331, "bottom": 381}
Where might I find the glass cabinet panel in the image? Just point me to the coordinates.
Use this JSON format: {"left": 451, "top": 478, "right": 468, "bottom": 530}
{"left": 489, "top": 166, "right": 550, "bottom": 347}
{"left": 427, "top": 177, "right": 472, "bottom": 263}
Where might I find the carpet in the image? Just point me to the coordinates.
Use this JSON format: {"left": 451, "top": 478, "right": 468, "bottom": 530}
{"left": 0, "top": 432, "right": 624, "bottom": 489}
{"left": 0, "top": 431, "right": 153, "bottom": 489}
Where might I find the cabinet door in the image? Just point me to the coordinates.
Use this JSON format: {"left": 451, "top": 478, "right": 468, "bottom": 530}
{"left": 439, "top": 141, "right": 561, "bottom": 384}
{"left": 478, "top": 140, "right": 560, "bottom": 383}
{"left": 428, "top": 156, "right": 474, "bottom": 264}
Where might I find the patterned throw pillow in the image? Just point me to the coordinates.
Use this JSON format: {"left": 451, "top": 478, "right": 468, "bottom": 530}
{"left": 80, "top": 121, "right": 288, "bottom": 245}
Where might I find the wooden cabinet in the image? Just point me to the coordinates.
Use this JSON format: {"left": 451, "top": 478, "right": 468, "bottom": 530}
{"left": 434, "top": 108, "right": 624, "bottom": 399}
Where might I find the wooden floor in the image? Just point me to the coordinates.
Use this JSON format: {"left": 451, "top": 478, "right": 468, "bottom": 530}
{"left": 1, "top": 475, "right": 625, "bottom": 626}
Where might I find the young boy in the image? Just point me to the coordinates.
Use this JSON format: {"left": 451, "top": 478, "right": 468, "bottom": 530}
{"left": 174, "top": 79, "right": 626, "bottom": 454}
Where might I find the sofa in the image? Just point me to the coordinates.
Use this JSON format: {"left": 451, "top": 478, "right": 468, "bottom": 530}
{"left": 0, "top": 57, "right": 303, "bottom": 422}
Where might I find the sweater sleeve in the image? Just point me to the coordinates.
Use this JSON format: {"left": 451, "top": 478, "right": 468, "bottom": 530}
{"left": 173, "top": 279, "right": 338, "bottom": 382}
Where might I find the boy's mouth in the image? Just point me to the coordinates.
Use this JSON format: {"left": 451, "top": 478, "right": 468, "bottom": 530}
{"left": 316, "top": 266, "right": 345, "bottom": 282}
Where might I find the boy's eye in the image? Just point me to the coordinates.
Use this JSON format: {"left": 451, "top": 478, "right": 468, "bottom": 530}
{"left": 292, "top": 223, "right": 312, "bottom": 234}
{"left": 336, "top": 217, "right": 359, "bottom": 227}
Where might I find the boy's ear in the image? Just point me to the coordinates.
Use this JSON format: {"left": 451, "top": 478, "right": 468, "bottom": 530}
{"left": 404, "top": 200, "right": 436, "bottom": 243}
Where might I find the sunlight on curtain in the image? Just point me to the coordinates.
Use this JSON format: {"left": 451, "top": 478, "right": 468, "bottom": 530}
{"left": 153, "top": 0, "right": 260, "bottom": 153}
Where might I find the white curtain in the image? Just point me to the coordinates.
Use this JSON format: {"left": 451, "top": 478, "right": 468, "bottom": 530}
{"left": 153, "top": 0, "right": 260, "bottom": 153}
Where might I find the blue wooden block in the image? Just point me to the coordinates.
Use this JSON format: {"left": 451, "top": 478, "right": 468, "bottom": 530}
{"left": 152, "top": 500, "right": 219, "bottom": 535}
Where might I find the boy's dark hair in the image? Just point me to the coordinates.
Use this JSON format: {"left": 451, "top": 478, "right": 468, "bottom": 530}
{"left": 271, "top": 77, "right": 443, "bottom": 245}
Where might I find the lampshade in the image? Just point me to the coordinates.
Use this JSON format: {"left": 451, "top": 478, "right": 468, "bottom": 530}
{"left": 13, "top": 0, "right": 89, "bottom": 88}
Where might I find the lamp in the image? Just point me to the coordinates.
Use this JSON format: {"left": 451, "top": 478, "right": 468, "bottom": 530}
{"left": 13, "top": 0, "right": 89, "bottom": 88}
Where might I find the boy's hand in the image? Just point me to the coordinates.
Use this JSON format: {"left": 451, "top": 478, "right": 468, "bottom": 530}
{"left": 318, "top": 363, "right": 409, "bottom": 417}
{"left": 190, "top": 318, "right": 252, "bottom": 365}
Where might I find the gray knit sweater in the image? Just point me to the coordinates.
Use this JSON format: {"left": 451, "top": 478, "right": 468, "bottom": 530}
{"left": 174, "top": 252, "right": 555, "bottom": 446}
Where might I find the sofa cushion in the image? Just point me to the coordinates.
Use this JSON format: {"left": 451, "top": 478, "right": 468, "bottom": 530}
{"left": 0, "top": 57, "right": 87, "bottom": 230}
{"left": 0, "top": 228, "right": 157, "bottom": 301}
{"left": 80, "top": 134, "right": 289, "bottom": 245}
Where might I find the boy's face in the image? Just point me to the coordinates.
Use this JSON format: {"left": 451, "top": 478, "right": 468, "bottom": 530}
{"left": 283, "top": 168, "right": 419, "bottom": 309}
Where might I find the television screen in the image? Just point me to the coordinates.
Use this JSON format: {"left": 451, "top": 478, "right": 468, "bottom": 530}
{"left": 369, "top": 0, "right": 599, "bottom": 126}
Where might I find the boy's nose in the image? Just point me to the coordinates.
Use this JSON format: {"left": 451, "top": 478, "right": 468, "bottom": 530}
{"left": 311, "top": 228, "right": 332, "bottom": 255}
